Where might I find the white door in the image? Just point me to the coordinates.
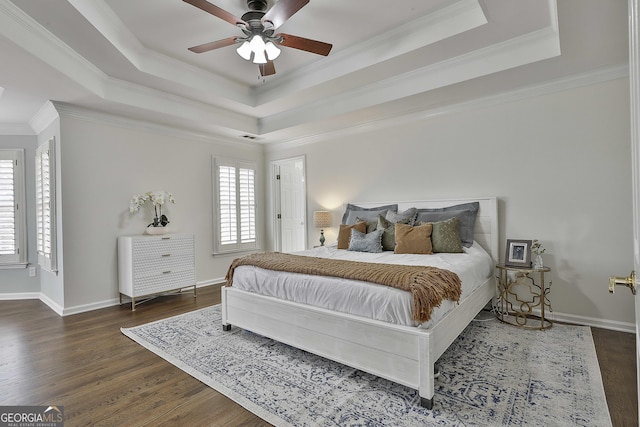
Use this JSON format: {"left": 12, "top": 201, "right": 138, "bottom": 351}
{"left": 273, "top": 157, "right": 306, "bottom": 253}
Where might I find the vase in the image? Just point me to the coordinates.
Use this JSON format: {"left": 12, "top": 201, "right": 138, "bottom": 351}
{"left": 146, "top": 226, "right": 169, "bottom": 235}
{"left": 533, "top": 254, "right": 544, "bottom": 269}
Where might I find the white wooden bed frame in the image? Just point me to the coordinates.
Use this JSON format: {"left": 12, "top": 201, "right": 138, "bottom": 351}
{"left": 221, "top": 197, "right": 498, "bottom": 409}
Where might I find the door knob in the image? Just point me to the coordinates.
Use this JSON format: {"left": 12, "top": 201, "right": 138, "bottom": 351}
{"left": 609, "top": 271, "right": 636, "bottom": 295}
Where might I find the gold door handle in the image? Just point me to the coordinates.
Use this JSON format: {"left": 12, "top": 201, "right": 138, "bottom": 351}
{"left": 609, "top": 271, "right": 636, "bottom": 295}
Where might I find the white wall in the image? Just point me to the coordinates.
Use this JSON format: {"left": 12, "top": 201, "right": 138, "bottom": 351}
{"left": 57, "top": 111, "right": 264, "bottom": 313}
{"left": 266, "top": 77, "right": 635, "bottom": 328}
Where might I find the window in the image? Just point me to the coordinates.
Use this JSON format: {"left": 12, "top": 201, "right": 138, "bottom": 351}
{"left": 213, "top": 157, "right": 257, "bottom": 254}
{"left": 0, "top": 149, "right": 26, "bottom": 267}
{"left": 36, "top": 138, "right": 57, "bottom": 272}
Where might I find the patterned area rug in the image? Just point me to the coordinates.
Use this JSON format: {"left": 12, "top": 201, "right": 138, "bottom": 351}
{"left": 121, "top": 305, "right": 612, "bottom": 426}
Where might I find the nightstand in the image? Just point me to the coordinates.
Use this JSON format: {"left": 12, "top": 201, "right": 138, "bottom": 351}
{"left": 495, "top": 263, "right": 552, "bottom": 330}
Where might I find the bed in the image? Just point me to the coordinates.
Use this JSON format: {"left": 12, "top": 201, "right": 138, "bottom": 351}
{"left": 221, "top": 197, "right": 499, "bottom": 409}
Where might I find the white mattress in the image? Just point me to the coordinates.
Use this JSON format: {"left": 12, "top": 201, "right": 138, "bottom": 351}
{"left": 231, "top": 242, "right": 494, "bottom": 328}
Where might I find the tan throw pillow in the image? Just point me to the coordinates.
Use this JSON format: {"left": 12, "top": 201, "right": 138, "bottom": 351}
{"left": 337, "top": 221, "right": 367, "bottom": 249}
{"left": 394, "top": 223, "right": 433, "bottom": 254}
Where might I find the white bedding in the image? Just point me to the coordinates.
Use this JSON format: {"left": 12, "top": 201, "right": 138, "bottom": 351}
{"left": 231, "top": 242, "right": 494, "bottom": 328}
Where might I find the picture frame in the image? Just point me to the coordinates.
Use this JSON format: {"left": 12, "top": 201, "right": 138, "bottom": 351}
{"left": 505, "top": 239, "right": 532, "bottom": 268}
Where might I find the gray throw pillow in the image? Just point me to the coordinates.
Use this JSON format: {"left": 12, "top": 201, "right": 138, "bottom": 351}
{"left": 348, "top": 228, "right": 384, "bottom": 253}
{"left": 355, "top": 216, "right": 378, "bottom": 233}
{"left": 414, "top": 202, "right": 479, "bottom": 247}
{"left": 377, "top": 214, "right": 411, "bottom": 251}
{"left": 341, "top": 203, "right": 398, "bottom": 225}
{"left": 386, "top": 207, "right": 417, "bottom": 224}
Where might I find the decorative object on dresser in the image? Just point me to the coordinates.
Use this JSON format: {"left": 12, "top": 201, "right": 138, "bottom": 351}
{"left": 504, "top": 238, "right": 532, "bottom": 267}
{"left": 312, "top": 210, "right": 331, "bottom": 246}
{"left": 129, "top": 190, "right": 175, "bottom": 235}
{"left": 118, "top": 233, "right": 196, "bottom": 311}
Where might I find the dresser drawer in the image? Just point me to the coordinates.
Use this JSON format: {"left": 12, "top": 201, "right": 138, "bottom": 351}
{"left": 132, "top": 236, "right": 193, "bottom": 261}
{"left": 132, "top": 253, "right": 193, "bottom": 278}
{"left": 133, "top": 269, "right": 196, "bottom": 296}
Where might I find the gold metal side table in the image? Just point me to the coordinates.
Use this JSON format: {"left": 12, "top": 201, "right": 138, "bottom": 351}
{"left": 495, "top": 264, "right": 552, "bottom": 330}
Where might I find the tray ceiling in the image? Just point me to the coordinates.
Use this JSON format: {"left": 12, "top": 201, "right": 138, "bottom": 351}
{"left": 0, "top": 0, "right": 629, "bottom": 144}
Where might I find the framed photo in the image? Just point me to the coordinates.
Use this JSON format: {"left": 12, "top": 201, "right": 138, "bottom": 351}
{"left": 505, "top": 239, "right": 532, "bottom": 268}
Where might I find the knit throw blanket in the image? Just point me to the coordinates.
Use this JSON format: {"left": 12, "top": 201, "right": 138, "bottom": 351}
{"left": 225, "top": 252, "right": 462, "bottom": 323}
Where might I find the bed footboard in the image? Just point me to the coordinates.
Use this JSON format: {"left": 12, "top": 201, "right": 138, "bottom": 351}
{"left": 221, "top": 277, "right": 494, "bottom": 408}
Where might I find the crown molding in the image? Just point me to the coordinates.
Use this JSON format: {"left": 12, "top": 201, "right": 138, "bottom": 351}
{"left": 0, "top": 123, "right": 36, "bottom": 135}
{"left": 52, "top": 102, "right": 262, "bottom": 152}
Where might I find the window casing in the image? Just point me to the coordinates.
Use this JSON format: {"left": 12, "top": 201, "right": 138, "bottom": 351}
{"left": 36, "top": 138, "right": 57, "bottom": 272}
{"left": 213, "top": 158, "right": 258, "bottom": 254}
{"left": 0, "top": 149, "right": 27, "bottom": 267}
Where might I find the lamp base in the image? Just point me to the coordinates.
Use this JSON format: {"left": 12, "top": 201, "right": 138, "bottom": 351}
{"left": 319, "top": 230, "right": 325, "bottom": 247}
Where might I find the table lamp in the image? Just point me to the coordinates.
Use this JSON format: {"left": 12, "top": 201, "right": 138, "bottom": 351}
{"left": 313, "top": 211, "right": 331, "bottom": 246}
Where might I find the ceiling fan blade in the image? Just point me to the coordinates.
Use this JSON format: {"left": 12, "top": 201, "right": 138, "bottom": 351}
{"left": 277, "top": 33, "right": 332, "bottom": 56}
{"left": 188, "top": 36, "right": 238, "bottom": 53}
{"left": 262, "top": 0, "right": 309, "bottom": 29}
{"left": 259, "top": 61, "right": 276, "bottom": 76}
{"left": 183, "top": 0, "right": 247, "bottom": 27}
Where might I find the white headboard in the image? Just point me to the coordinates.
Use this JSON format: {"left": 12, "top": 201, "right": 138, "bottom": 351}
{"left": 344, "top": 197, "right": 499, "bottom": 262}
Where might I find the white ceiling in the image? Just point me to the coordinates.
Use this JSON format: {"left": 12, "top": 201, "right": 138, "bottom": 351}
{"left": 0, "top": 0, "right": 629, "bottom": 144}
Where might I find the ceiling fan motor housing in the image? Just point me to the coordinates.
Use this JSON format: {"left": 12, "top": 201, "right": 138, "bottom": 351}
{"left": 240, "top": 10, "right": 275, "bottom": 37}
{"left": 247, "top": 0, "right": 267, "bottom": 12}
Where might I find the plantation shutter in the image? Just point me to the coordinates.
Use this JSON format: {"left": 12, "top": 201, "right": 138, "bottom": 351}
{"left": 0, "top": 149, "right": 26, "bottom": 265}
{"left": 239, "top": 166, "right": 256, "bottom": 244}
{"left": 218, "top": 165, "right": 237, "bottom": 245}
{"left": 214, "top": 158, "right": 258, "bottom": 253}
{"left": 36, "top": 138, "right": 57, "bottom": 272}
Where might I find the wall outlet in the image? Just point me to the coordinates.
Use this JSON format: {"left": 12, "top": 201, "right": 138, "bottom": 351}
{"left": 29, "top": 266, "right": 36, "bottom": 277}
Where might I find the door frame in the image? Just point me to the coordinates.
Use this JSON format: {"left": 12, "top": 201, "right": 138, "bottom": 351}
{"left": 628, "top": 0, "right": 640, "bottom": 415}
{"left": 270, "top": 156, "right": 307, "bottom": 253}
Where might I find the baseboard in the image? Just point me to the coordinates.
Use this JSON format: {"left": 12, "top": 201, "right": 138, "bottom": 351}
{"left": 196, "top": 278, "right": 225, "bottom": 288}
{"left": 0, "top": 292, "right": 40, "bottom": 300}
{"left": 61, "top": 298, "right": 120, "bottom": 316}
{"left": 493, "top": 300, "right": 636, "bottom": 334}
{"left": 551, "top": 311, "right": 636, "bottom": 334}
{"left": 56, "top": 278, "right": 226, "bottom": 316}
{"left": 38, "top": 293, "right": 64, "bottom": 316}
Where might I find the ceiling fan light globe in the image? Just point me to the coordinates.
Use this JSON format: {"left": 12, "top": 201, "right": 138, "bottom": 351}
{"left": 265, "top": 41, "right": 281, "bottom": 60}
{"left": 249, "top": 35, "right": 266, "bottom": 51}
{"left": 236, "top": 41, "right": 252, "bottom": 61}
{"left": 252, "top": 49, "right": 268, "bottom": 64}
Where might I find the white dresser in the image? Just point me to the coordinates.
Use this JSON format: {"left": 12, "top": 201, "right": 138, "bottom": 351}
{"left": 118, "top": 233, "right": 196, "bottom": 310}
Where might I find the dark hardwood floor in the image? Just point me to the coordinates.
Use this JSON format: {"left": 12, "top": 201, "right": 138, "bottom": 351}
{"left": 0, "top": 285, "right": 636, "bottom": 426}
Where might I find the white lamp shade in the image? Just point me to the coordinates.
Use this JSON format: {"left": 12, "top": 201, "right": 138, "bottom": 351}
{"left": 313, "top": 211, "right": 331, "bottom": 228}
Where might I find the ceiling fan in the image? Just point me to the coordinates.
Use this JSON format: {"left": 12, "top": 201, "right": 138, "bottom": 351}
{"left": 183, "top": 0, "right": 333, "bottom": 76}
